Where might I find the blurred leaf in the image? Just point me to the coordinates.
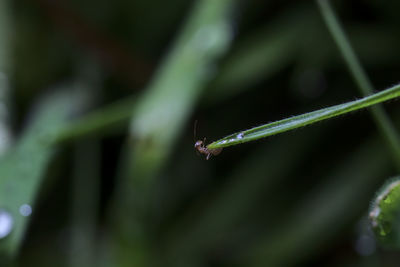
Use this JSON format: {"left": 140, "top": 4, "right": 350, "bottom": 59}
{"left": 0, "top": 88, "right": 89, "bottom": 259}
{"left": 129, "top": 0, "right": 236, "bottom": 175}
{"left": 369, "top": 177, "right": 400, "bottom": 249}
{"left": 207, "top": 4, "right": 314, "bottom": 102}
{"left": 109, "top": 0, "right": 238, "bottom": 265}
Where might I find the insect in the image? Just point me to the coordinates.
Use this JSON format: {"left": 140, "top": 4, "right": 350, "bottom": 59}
{"left": 194, "top": 138, "right": 223, "bottom": 160}
{"left": 194, "top": 120, "right": 223, "bottom": 160}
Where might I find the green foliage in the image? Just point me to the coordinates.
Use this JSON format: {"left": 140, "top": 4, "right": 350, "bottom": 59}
{"left": 0, "top": 89, "right": 90, "bottom": 258}
{"left": 317, "top": 0, "right": 400, "bottom": 170}
{"left": 370, "top": 177, "right": 400, "bottom": 248}
{"left": 2, "top": 0, "right": 400, "bottom": 266}
{"left": 208, "top": 83, "right": 400, "bottom": 149}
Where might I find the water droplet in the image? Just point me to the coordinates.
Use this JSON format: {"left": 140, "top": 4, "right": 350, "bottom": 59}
{"left": 236, "top": 132, "right": 244, "bottom": 139}
{"left": 19, "top": 204, "right": 32, "bottom": 217}
{"left": 0, "top": 209, "right": 13, "bottom": 239}
{"left": 229, "top": 138, "right": 235, "bottom": 142}
{"left": 220, "top": 140, "right": 227, "bottom": 144}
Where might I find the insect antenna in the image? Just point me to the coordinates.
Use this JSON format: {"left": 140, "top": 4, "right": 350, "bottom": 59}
{"left": 194, "top": 120, "right": 198, "bottom": 143}
{"left": 194, "top": 120, "right": 200, "bottom": 156}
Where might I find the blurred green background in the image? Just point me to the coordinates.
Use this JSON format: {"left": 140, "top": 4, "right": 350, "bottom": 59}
{"left": 1, "top": 0, "right": 400, "bottom": 266}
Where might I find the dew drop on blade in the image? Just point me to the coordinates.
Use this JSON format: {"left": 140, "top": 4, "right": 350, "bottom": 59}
{"left": 0, "top": 209, "right": 13, "bottom": 239}
{"left": 236, "top": 132, "right": 244, "bottom": 139}
{"left": 19, "top": 204, "right": 32, "bottom": 217}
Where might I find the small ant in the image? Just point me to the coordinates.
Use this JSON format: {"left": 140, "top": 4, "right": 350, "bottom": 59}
{"left": 194, "top": 120, "right": 222, "bottom": 160}
{"left": 194, "top": 138, "right": 223, "bottom": 160}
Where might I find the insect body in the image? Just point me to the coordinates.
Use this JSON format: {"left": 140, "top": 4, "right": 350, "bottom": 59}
{"left": 194, "top": 138, "right": 222, "bottom": 160}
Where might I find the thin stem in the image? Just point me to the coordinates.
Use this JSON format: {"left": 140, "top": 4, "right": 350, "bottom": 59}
{"left": 51, "top": 96, "right": 136, "bottom": 144}
{"left": 316, "top": 0, "right": 400, "bottom": 170}
{"left": 207, "top": 83, "right": 400, "bottom": 149}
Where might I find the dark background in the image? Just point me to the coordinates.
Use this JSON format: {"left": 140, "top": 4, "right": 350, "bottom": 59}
{"left": 1, "top": 0, "right": 400, "bottom": 266}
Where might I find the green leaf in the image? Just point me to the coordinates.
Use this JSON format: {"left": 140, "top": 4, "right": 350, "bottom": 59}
{"left": 207, "top": 83, "right": 400, "bottom": 149}
{"left": 369, "top": 177, "right": 400, "bottom": 248}
{"left": 129, "top": 0, "right": 237, "bottom": 175}
{"left": 108, "top": 0, "right": 238, "bottom": 266}
{"left": 206, "top": 4, "right": 310, "bottom": 102}
{"left": 0, "top": 89, "right": 89, "bottom": 258}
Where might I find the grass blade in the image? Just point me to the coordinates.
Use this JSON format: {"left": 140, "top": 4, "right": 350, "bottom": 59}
{"left": 207, "top": 83, "right": 400, "bottom": 149}
{"left": 316, "top": 0, "right": 400, "bottom": 169}
{"left": 0, "top": 88, "right": 90, "bottom": 258}
{"left": 52, "top": 96, "right": 136, "bottom": 144}
{"left": 107, "top": 0, "right": 237, "bottom": 265}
